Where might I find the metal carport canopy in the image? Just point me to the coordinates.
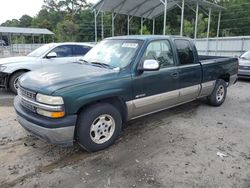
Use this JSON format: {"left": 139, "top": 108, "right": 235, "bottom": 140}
{"left": 93, "top": 0, "right": 225, "bottom": 20}
{"left": 93, "top": 0, "right": 225, "bottom": 47}
{"left": 0, "top": 26, "right": 54, "bottom": 36}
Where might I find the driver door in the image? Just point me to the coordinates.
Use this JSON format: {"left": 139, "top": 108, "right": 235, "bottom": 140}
{"left": 131, "top": 40, "right": 179, "bottom": 118}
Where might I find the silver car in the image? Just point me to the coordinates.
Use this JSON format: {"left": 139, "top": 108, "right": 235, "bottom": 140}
{"left": 238, "top": 51, "right": 250, "bottom": 78}
{"left": 0, "top": 42, "right": 94, "bottom": 94}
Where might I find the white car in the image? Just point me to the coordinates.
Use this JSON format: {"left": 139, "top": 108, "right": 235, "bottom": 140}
{"left": 0, "top": 42, "right": 94, "bottom": 94}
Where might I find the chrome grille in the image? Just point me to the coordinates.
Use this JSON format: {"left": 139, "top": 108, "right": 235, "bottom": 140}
{"left": 18, "top": 87, "right": 37, "bottom": 112}
{"left": 18, "top": 87, "right": 36, "bottom": 100}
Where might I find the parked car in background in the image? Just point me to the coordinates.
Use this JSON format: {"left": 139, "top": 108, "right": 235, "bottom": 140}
{"left": 0, "top": 39, "right": 6, "bottom": 46}
{"left": 14, "top": 35, "right": 238, "bottom": 152}
{"left": 0, "top": 42, "right": 94, "bottom": 94}
{"left": 238, "top": 51, "right": 250, "bottom": 78}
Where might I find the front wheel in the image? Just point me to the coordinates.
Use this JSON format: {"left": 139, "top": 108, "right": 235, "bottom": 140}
{"left": 207, "top": 79, "right": 227, "bottom": 106}
{"left": 9, "top": 71, "right": 26, "bottom": 94}
{"left": 76, "top": 103, "right": 122, "bottom": 152}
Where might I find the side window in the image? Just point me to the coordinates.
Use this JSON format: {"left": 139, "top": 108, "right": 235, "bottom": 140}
{"left": 51, "top": 45, "right": 73, "bottom": 57}
{"left": 175, "top": 40, "right": 195, "bottom": 65}
{"left": 72, "top": 45, "right": 91, "bottom": 56}
{"left": 143, "top": 40, "right": 174, "bottom": 68}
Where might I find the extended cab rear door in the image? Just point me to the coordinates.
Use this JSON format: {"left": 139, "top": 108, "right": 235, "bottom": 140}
{"left": 131, "top": 39, "right": 179, "bottom": 118}
{"left": 174, "top": 39, "right": 202, "bottom": 103}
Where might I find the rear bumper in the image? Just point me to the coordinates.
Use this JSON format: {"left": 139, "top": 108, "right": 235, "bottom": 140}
{"left": 238, "top": 69, "right": 250, "bottom": 78}
{"left": 14, "top": 96, "right": 77, "bottom": 146}
{"left": 0, "top": 72, "right": 9, "bottom": 89}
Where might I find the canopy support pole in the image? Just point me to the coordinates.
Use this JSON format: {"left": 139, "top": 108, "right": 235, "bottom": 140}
{"left": 94, "top": 1, "right": 104, "bottom": 42}
{"left": 162, "top": 0, "right": 168, "bottom": 35}
{"left": 180, "top": 0, "right": 185, "bottom": 36}
{"left": 101, "top": 12, "right": 104, "bottom": 39}
{"left": 153, "top": 18, "right": 155, "bottom": 35}
{"left": 194, "top": 1, "right": 199, "bottom": 41}
{"left": 216, "top": 11, "right": 221, "bottom": 38}
{"left": 111, "top": 13, "right": 118, "bottom": 37}
{"left": 216, "top": 11, "right": 221, "bottom": 55}
{"left": 206, "top": 8, "right": 211, "bottom": 55}
{"left": 95, "top": 10, "right": 97, "bottom": 42}
{"left": 141, "top": 17, "right": 144, "bottom": 35}
{"left": 127, "top": 15, "right": 130, "bottom": 35}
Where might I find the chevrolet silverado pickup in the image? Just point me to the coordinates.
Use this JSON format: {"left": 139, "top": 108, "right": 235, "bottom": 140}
{"left": 14, "top": 35, "right": 238, "bottom": 152}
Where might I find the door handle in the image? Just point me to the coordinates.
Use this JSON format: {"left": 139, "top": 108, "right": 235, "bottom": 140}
{"left": 171, "top": 72, "right": 179, "bottom": 78}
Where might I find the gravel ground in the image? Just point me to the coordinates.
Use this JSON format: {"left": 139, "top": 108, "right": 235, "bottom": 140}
{"left": 0, "top": 80, "right": 250, "bottom": 188}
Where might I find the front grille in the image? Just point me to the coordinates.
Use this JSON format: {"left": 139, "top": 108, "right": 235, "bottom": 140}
{"left": 239, "top": 65, "right": 250, "bottom": 70}
{"left": 18, "top": 87, "right": 36, "bottom": 100}
{"left": 18, "top": 87, "right": 37, "bottom": 112}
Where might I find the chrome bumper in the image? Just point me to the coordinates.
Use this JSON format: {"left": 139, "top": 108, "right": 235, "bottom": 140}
{"left": 17, "top": 114, "right": 75, "bottom": 146}
{"left": 14, "top": 96, "right": 76, "bottom": 146}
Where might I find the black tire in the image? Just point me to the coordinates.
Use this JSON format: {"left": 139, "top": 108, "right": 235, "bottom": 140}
{"left": 208, "top": 79, "right": 227, "bottom": 106}
{"left": 9, "top": 71, "right": 26, "bottom": 94}
{"left": 76, "top": 103, "right": 122, "bottom": 152}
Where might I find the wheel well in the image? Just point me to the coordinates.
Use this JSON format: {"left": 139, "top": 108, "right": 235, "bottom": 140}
{"left": 77, "top": 97, "right": 128, "bottom": 122}
{"left": 218, "top": 74, "right": 230, "bottom": 83}
{"left": 8, "top": 69, "right": 30, "bottom": 85}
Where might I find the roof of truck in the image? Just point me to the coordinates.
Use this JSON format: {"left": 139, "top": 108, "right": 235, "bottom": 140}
{"left": 106, "top": 35, "right": 189, "bottom": 41}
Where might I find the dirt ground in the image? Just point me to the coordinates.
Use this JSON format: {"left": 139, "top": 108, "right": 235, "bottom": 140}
{"left": 0, "top": 80, "right": 250, "bottom": 188}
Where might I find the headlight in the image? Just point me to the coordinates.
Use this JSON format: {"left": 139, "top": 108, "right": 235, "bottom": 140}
{"left": 0, "top": 66, "right": 6, "bottom": 72}
{"left": 36, "top": 93, "right": 64, "bottom": 105}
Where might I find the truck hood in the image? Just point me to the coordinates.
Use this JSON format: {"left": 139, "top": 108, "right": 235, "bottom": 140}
{"left": 0, "top": 56, "right": 37, "bottom": 65}
{"left": 19, "top": 63, "right": 119, "bottom": 95}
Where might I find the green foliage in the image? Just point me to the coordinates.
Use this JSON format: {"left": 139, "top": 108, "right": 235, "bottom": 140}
{"left": 55, "top": 20, "right": 79, "bottom": 41}
{"left": 141, "top": 25, "right": 151, "bottom": 35}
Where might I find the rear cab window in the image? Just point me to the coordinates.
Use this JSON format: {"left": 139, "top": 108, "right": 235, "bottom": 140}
{"left": 174, "top": 39, "right": 196, "bottom": 66}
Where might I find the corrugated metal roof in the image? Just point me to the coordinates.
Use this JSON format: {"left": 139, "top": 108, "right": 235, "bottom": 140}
{"left": 93, "top": 0, "right": 225, "bottom": 19}
{"left": 0, "top": 26, "right": 54, "bottom": 36}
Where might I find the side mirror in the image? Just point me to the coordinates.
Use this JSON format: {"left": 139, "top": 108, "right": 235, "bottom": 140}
{"left": 140, "top": 59, "right": 160, "bottom": 71}
{"left": 46, "top": 52, "right": 57, "bottom": 59}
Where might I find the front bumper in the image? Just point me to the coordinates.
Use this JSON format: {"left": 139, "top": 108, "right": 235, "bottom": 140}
{"left": 14, "top": 96, "right": 77, "bottom": 146}
{"left": 238, "top": 69, "right": 250, "bottom": 78}
{"left": 0, "top": 72, "right": 9, "bottom": 89}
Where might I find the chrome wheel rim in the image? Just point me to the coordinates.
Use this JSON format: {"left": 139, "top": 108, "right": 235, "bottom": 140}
{"left": 90, "top": 114, "right": 115, "bottom": 144}
{"left": 14, "top": 77, "right": 20, "bottom": 90}
{"left": 216, "top": 85, "right": 225, "bottom": 102}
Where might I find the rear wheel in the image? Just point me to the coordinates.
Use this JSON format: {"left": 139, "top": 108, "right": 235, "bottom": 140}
{"left": 76, "top": 103, "right": 122, "bottom": 152}
{"left": 208, "top": 79, "right": 227, "bottom": 106}
{"left": 9, "top": 71, "right": 26, "bottom": 94}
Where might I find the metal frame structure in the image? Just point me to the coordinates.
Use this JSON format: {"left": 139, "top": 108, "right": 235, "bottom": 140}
{"left": 0, "top": 26, "right": 54, "bottom": 55}
{"left": 92, "top": 0, "right": 225, "bottom": 42}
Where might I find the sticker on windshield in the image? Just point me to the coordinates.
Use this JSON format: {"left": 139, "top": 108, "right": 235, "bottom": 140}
{"left": 122, "top": 43, "right": 138, "bottom": 48}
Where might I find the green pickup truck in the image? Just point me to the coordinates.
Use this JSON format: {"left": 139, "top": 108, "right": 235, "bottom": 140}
{"left": 14, "top": 35, "right": 238, "bottom": 152}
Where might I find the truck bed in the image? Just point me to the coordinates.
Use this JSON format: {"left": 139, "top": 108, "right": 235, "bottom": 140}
{"left": 198, "top": 55, "right": 238, "bottom": 85}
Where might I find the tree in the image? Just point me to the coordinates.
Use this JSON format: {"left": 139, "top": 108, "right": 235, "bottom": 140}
{"left": 19, "top": 15, "right": 32, "bottom": 27}
{"left": 55, "top": 20, "right": 79, "bottom": 41}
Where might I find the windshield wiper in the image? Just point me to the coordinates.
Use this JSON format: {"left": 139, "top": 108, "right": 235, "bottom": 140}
{"left": 77, "top": 59, "right": 116, "bottom": 70}
{"left": 90, "top": 62, "right": 115, "bottom": 69}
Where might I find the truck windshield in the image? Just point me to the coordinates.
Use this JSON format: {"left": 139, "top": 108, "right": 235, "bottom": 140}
{"left": 27, "top": 44, "right": 56, "bottom": 57}
{"left": 82, "top": 39, "right": 141, "bottom": 69}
